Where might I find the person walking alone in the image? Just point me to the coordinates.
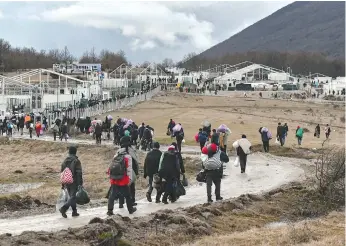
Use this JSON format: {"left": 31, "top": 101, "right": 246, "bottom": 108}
{"left": 233, "top": 135, "right": 252, "bottom": 173}
{"left": 59, "top": 146, "right": 83, "bottom": 218}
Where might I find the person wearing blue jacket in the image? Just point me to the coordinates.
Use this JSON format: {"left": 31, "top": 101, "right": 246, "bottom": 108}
{"left": 198, "top": 128, "right": 208, "bottom": 150}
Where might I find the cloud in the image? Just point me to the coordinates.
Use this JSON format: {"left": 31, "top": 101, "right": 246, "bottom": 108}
{"left": 37, "top": 1, "right": 215, "bottom": 51}
{"left": 0, "top": 9, "right": 3, "bottom": 19}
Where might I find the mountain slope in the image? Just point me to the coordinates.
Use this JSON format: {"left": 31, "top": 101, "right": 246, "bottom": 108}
{"left": 196, "top": 1, "right": 345, "bottom": 60}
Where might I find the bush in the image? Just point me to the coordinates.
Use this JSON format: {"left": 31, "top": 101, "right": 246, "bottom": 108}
{"left": 315, "top": 142, "right": 345, "bottom": 206}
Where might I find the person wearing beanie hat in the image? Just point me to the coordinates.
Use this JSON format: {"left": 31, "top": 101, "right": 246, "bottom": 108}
{"left": 203, "top": 143, "right": 223, "bottom": 203}
{"left": 144, "top": 141, "right": 163, "bottom": 203}
{"left": 120, "top": 130, "right": 131, "bottom": 149}
{"left": 59, "top": 145, "right": 83, "bottom": 218}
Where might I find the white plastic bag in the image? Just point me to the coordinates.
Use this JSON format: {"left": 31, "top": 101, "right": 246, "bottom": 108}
{"left": 234, "top": 156, "right": 240, "bottom": 167}
{"left": 275, "top": 138, "right": 280, "bottom": 145}
{"left": 56, "top": 188, "right": 69, "bottom": 212}
{"left": 182, "top": 139, "right": 185, "bottom": 144}
{"left": 200, "top": 153, "right": 208, "bottom": 162}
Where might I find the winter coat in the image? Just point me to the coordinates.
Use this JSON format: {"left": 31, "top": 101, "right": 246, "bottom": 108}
{"left": 120, "top": 136, "right": 131, "bottom": 147}
{"left": 277, "top": 125, "right": 285, "bottom": 137}
{"left": 108, "top": 148, "right": 133, "bottom": 186}
{"left": 143, "top": 149, "right": 162, "bottom": 177}
{"left": 198, "top": 131, "right": 208, "bottom": 143}
{"left": 61, "top": 155, "right": 83, "bottom": 187}
{"left": 174, "top": 129, "right": 184, "bottom": 141}
{"left": 95, "top": 124, "right": 102, "bottom": 135}
{"left": 61, "top": 125, "right": 68, "bottom": 134}
{"left": 211, "top": 132, "right": 220, "bottom": 145}
{"left": 19, "top": 117, "right": 25, "bottom": 128}
{"left": 168, "top": 121, "right": 176, "bottom": 130}
{"left": 260, "top": 131, "right": 269, "bottom": 142}
{"left": 315, "top": 125, "right": 320, "bottom": 134}
{"left": 296, "top": 128, "right": 304, "bottom": 138}
{"left": 138, "top": 126, "right": 145, "bottom": 139}
{"left": 158, "top": 151, "right": 180, "bottom": 179}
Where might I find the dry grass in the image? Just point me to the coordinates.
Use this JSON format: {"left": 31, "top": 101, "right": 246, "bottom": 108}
{"left": 183, "top": 211, "right": 345, "bottom": 246}
{"left": 0, "top": 140, "right": 116, "bottom": 203}
{"left": 98, "top": 92, "right": 344, "bottom": 150}
{"left": 0, "top": 139, "right": 201, "bottom": 204}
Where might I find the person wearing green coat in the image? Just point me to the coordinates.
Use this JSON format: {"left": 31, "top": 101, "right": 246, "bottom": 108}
{"left": 296, "top": 126, "right": 304, "bottom": 146}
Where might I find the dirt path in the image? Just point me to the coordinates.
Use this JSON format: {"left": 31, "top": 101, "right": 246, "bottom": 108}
{"left": 0, "top": 152, "right": 308, "bottom": 236}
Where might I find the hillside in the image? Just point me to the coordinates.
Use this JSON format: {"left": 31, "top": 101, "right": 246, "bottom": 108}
{"left": 193, "top": 1, "right": 345, "bottom": 60}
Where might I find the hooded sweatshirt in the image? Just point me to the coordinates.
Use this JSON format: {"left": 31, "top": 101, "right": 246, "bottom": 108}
{"left": 108, "top": 148, "right": 133, "bottom": 186}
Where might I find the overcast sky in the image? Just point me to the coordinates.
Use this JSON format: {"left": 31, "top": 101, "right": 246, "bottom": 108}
{"left": 0, "top": 1, "right": 292, "bottom": 63}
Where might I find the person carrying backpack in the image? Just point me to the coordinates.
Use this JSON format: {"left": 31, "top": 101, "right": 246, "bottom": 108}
{"left": 107, "top": 146, "right": 137, "bottom": 215}
{"left": 59, "top": 146, "right": 83, "bottom": 218}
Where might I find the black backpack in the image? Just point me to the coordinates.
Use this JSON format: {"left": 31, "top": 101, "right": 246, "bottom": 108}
{"left": 109, "top": 153, "right": 127, "bottom": 180}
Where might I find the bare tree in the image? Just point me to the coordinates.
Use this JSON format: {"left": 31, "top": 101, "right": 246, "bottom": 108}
{"left": 161, "top": 58, "right": 175, "bottom": 68}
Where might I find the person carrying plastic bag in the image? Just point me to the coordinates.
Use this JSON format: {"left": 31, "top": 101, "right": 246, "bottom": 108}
{"left": 259, "top": 127, "right": 272, "bottom": 153}
{"left": 59, "top": 145, "right": 84, "bottom": 218}
{"left": 296, "top": 126, "right": 304, "bottom": 146}
{"left": 232, "top": 135, "right": 252, "bottom": 174}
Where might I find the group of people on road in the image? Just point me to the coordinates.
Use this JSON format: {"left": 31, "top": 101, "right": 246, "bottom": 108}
{"left": 57, "top": 114, "right": 334, "bottom": 217}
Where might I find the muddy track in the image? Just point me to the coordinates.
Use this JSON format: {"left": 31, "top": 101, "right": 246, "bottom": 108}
{"left": 0, "top": 152, "right": 309, "bottom": 236}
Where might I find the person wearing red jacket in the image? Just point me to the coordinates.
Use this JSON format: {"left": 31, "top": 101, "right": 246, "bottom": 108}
{"left": 107, "top": 147, "right": 137, "bottom": 215}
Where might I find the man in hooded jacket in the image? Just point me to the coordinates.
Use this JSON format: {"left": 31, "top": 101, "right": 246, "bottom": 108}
{"left": 59, "top": 146, "right": 83, "bottom": 218}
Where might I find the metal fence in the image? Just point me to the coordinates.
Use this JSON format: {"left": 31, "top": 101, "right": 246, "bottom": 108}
{"left": 46, "top": 86, "right": 161, "bottom": 125}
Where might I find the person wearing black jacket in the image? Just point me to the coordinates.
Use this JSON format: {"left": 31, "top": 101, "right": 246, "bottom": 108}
{"left": 60, "top": 123, "right": 68, "bottom": 142}
{"left": 18, "top": 116, "right": 25, "bottom": 135}
{"left": 276, "top": 123, "right": 286, "bottom": 146}
{"left": 211, "top": 129, "right": 220, "bottom": 146}
{"left": 138, "top": 123, "right": 145, "bottom": 140}
{"left": 173, "top": 125, "right": 184, "bottom": 153}
{"left": 59, "top": 146, "right": 83, "bottom": 218}
{"left": 167, "top": 119, "right": 175, "bottom": 136}
{"left": 95, "top": 123, "right": 102, "bottom": 144}
{"left": 144, "top": 142, "right": 162, "bottom": 202}
{"left": 158, "top": 145, "right": 181, "bottom": 204}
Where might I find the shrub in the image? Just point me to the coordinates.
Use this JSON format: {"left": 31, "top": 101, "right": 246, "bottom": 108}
{"left": 315, "top": 141, "right": 345, "bottom": 206}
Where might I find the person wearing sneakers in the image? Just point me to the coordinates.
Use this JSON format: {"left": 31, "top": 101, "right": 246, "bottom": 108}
{"left": 144, "top": 142, "right": 162, "bottom": 203}
{"left": 59, "top": 146, "right": 83, "bottom": 218}
{"left": 202, "top": 143, "right": 224, "bottom": 203}
{"left": 107, "top": 145, "right": 137, "bottom": 215}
